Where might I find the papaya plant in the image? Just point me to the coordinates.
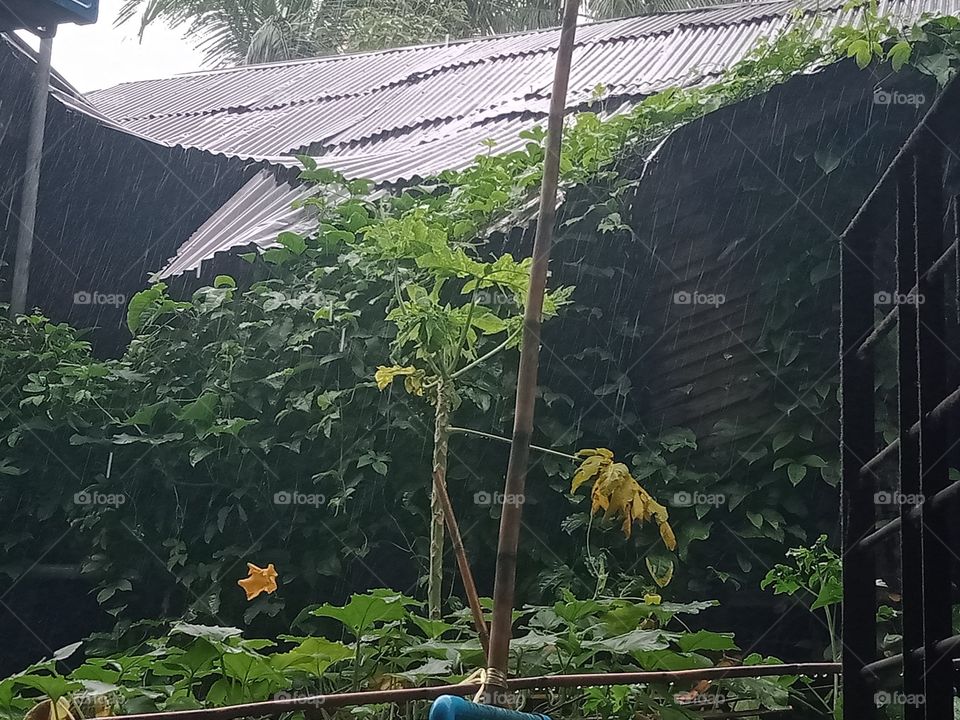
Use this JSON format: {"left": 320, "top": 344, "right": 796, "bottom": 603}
{"left": 364, "top": 213, "right": 570, "bottom": 618}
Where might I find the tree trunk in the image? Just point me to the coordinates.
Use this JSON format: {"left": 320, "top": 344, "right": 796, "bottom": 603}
{"left": 428, "top": 386, "right": 451, "bottom": 619}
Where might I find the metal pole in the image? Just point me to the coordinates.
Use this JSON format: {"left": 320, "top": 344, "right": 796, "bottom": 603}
{"left": 482, "top": 0, "right": 579, "bottom": 705}
{"left": 99, "top": 663, "right": 841, "bottom": 720}
{"left": 10, "top": 31, "right": 55, "bottom": 317}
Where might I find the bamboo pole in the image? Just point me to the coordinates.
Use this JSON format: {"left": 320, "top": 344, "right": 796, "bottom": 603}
{"left": 482, "top": 0, "right": 580, "bottom": 704}
{"left": 100, "top": 664, "right": 841, "bottom": 720}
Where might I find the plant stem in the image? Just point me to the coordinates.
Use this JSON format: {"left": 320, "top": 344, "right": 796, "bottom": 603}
{"left": 446, "top": 425, "right": 577, "bottom": 460}
{"left": 352, "top": 634, "right": 362, "bottom": 692}
{"left": 448, "top": 291, "right": 478, "bottom": 374}
{"left": 450, "top": 329, "right": 521, "bottom": 380}
{"left": 824, "top": 606, "right": 839, "bottom": 713}
{"left": 427, "top": 387, "right": 450, "bottom": 620}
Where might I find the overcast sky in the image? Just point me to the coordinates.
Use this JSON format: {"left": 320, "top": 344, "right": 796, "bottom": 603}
{"left": 16, "top": 0, "right": 205, "bottom": 93}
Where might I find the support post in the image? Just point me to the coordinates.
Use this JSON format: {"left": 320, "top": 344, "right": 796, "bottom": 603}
{"left": 914, "top": 133, "right": 951, "bottom": 719}
{"left": 894, "top": 160, "right": 924, "bottom": 720}
{"left": 10, "top": 32, "right": 54, "bottom": 317}
{"left": 838, "top": 168, "right": 877, "bottom": 719}
{"left": 482, "top": 0, "right": 579, "bottom": 705}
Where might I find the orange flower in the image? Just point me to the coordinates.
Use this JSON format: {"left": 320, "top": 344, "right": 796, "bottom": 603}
{"left": 238, "top": 562, "right": 278, "bottom": 600}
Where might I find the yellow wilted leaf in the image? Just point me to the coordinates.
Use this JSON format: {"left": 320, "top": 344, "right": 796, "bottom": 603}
{"left": 571, "top": 447, "right": 675, "bottom": 551}
{"left": 94, "top": 696, "right": 113, "bottom": 718}
{"left": 238, "top": 562, "right": 278, "bottom": 600}
{"left": 644, "top": 593, "right": 662, "bottom": 605}
{"left": 571, "top": 454, "right": 607, "bottom": 493}
{"left": 25, "top": 698, "right": 74, "bottom": 720}
{"left": 403, "top": 374, "right": 424, "bottom": 396}
{"left": 575, "top": 447, "right": 614, "bottom": 459}
{"left": 659, "top": 520, "right": 677, "bottom": 552}
{"left": 374, "top": 365, "right": 417, "bottom": 390}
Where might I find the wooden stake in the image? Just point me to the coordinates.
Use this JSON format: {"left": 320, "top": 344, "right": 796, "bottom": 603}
{"left": 483, "top": 0, "right": 580, "bottom": 704}
{"left": 432, "top": 469, "right": 490, "bottom": 657}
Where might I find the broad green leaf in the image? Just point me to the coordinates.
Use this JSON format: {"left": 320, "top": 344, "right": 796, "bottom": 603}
{"left": 634, "top": 649, "right": 712, "bottom": 671}
{"left": 12, "top": 675, "right": 82, "bottom": 701}
{"left": 170, "top": 622, "right": 242, "bottom": 643}
{"left": 271, "top": 637, "right": 352, "bottom": 674}
{"left": 178, "top": 393, "right": 219, "bottom": 425}
{"left": 800, "top": 455, "right": 828, "bottom": 468}
{"left": 676, "top": 630, "right": 738, "bottom": 652}
{"left": 887, "top": 40, "right": 912, "bottom": 71}
{"left": 659, "top": 427, "right": 697, "bottom": 452}
{"left": 277, "top": 232, "right": 307, "bottom": 255}
{"left": 388, "top": 658, "right": 454, "bottom": 682}
{"left": 126, "top": 285, "right": 163, "bottom": 334}
{"left": 788, "top": 463, "right": 808, "bottom": 485}
{"left": 410, "top": 616, "right": 456, "bottom": 639}
{"left": 582, "top": 629, "right": 670, "bottom": 654}
{"left": 772, "top": 432, "right": 794, "bottom": 452}
{"left": 310, "top": 590, "right": 415, "bottom": 636}
{"left": 125, "top": 400, "right": 169, "bottom": 427}
{"left": 811, "top": 577, "right": 843, "bottom": 610}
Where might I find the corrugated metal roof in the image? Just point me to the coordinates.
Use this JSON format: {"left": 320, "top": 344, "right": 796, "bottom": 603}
{"left": 89, "top": 1, "right": 808, "bottom": 159}
{"left": 88, "top": 0, "right": 956, "bottom": 277}
{"left": 89, "top": 0, "right": 950, "bottom": 164}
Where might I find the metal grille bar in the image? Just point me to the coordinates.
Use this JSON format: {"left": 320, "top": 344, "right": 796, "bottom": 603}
{"left": 895, "top": 158, "right": 925, "bottom": 720}
{"left": 839, "top": 138, "right": 878, "bottom": 720}
{"left": 839, "top": 75, "right": 960, "bottom": 719}
{"left": 859, "top": 386, "right": 960, "bottom": 478}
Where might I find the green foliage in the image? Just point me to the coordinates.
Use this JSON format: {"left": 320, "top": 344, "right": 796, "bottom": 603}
{"left": 6, "top": 6, "right": 960, "bottom": 648}
{"left": 2, "top": 263, "right": 411, "bottom": 622}
{"left": 762, "top": 537, "right": 842, "bottom": 716}
{"left": 762, "top": 535, "right": 842, "bottom": 613}
{"left": 0, "top": 591, "right": 809, "bottom": 720}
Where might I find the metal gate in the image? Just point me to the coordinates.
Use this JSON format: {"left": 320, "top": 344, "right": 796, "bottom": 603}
{"left": 840, "top": 76, "right": 960, "bottom": 718}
